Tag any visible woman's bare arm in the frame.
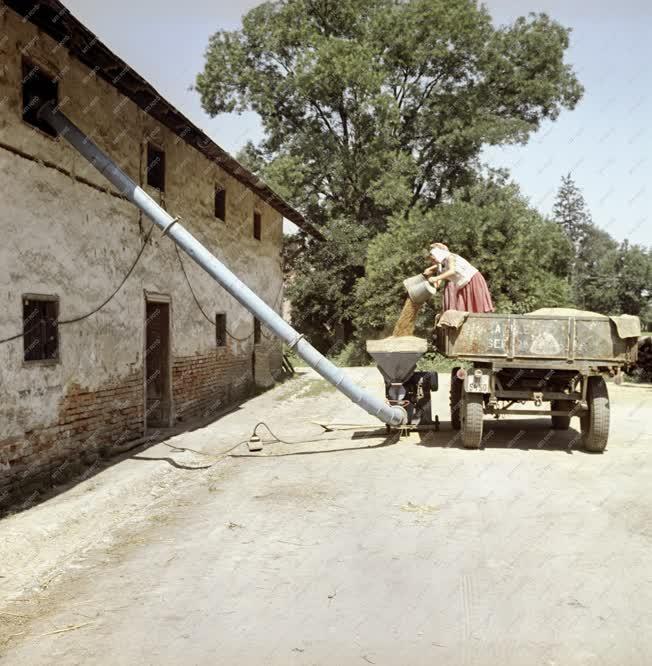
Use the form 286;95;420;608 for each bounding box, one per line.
435;254;456;282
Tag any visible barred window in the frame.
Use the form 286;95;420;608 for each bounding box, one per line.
253;211;262;240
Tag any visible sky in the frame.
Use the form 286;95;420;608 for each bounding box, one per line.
62;0;651;246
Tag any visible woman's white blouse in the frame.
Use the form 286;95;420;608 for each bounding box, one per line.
431;249;478;288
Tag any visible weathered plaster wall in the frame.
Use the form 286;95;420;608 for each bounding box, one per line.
0;8;283;505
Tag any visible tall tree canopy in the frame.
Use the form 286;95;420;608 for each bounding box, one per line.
197;0;583;348
553;173;591;251
198;0;582;228
553;175;652;317
616;242;652;317
574;225;621;314
552;172;592;298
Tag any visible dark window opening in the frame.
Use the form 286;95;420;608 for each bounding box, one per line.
23;296;59;362
254;318;261;344
22;58;59;137
216;313;227;347
147;143;166;191
253;211;262;240
215;187;226;221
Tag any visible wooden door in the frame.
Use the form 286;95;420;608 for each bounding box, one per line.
145;301;171;428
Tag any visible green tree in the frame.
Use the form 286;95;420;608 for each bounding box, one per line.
552;172;591;301
574;225;620;313
640;299;652;331
197;0;583;348
552;174;652;317
553;173;591;250
615;241;652;316
285;219;371;352
354;178;573;346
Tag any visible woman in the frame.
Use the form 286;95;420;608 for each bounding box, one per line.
424;243;494;313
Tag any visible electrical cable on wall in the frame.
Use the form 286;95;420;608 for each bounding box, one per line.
0;113;169;347
174;243;285;342
0;123;285;348
0;223;155;346
174;243;251;342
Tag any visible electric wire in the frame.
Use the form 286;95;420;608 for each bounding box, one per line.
252;421;294;444
173;243;252;342
0;222;155;346
174;242;284;342
249;421;341;447
2;115;289;352
0;119;283;347
150;421;337;467
0;119;158;346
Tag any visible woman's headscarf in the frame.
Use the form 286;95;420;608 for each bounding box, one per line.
430;242;450;264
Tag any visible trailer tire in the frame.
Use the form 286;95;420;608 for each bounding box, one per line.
551;400;572;430
461;393;484;449
581;376;610;453
450;368;463;430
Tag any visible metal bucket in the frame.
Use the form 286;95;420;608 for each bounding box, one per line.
403;274;437;305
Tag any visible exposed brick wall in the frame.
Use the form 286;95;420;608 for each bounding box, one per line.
0;372;143;511
172;338;283;422
1;345;283;512
172;350;254;422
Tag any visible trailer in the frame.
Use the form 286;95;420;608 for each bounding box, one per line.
435;310;640;452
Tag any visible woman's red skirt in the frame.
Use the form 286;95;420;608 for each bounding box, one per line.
443;272;494;313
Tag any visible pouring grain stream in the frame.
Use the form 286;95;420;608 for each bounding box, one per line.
392;297;422;337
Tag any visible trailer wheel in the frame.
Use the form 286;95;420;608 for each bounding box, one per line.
461;393;484;449
551;400;573;430
581;376;610;453
450;368;462;430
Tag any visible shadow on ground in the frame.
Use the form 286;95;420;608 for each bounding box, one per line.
231;417;590;458
230;430;403;458
1;397;250;518
416;418;585;453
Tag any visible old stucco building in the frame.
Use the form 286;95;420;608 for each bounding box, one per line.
0;0;311;507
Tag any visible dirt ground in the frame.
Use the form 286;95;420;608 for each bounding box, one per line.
1;368;651;665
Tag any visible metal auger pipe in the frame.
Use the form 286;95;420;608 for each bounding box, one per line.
38;102;407;427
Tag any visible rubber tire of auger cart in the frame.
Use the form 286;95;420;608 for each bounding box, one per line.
429;371;439;392
551;400;573;430
404;373;432;426
450;367;462;430
461;393;484;449
580;376;610;453
409;401;433;426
